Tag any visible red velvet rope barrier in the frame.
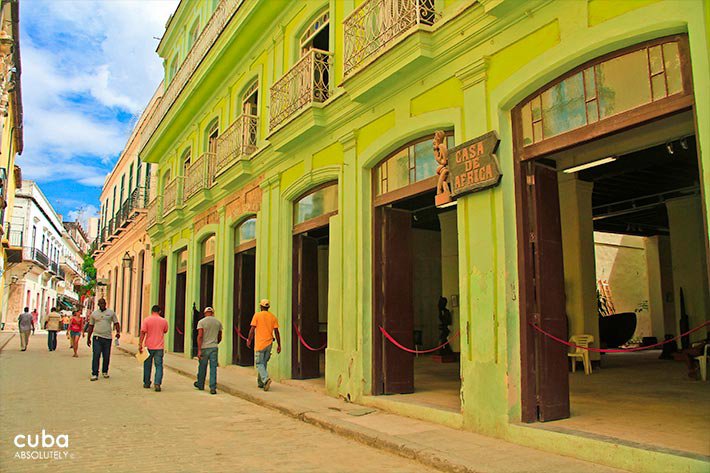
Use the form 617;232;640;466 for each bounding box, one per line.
234;326;249;342
379;326;460;354
293;324;327;351
175;326;184;335
529;320;710;353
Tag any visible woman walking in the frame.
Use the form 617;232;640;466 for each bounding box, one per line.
69;310;83;357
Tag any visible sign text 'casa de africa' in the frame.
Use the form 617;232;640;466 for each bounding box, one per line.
447;131;502;198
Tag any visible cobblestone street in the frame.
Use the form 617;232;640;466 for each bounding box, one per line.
0;333;435;473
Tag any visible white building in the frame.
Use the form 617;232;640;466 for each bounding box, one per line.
2;181;86;327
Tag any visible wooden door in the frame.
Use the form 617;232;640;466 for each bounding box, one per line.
373;206;414;395
521;162;570;421
199;263;214;310
174;272;186;353
233;252;256;366
292;234;321;379
158;258;167;311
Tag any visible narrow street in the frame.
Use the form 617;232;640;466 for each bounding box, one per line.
0;333;435;473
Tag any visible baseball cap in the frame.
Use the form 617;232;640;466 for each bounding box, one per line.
204;307;214;313
259;299;270;308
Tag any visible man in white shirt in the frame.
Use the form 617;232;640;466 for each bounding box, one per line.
86;298;120;381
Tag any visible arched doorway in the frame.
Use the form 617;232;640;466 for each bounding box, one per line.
371;132;461;411
173;249;188;353
233;217;256;366
292;182;337;380
193;235;216;357
513;34;708;455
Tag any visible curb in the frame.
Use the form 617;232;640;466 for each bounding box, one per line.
116;345;479;473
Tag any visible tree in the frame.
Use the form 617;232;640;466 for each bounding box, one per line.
78;253;97;302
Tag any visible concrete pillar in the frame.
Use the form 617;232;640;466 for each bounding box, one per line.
558;174;599;360
666;195;710;340
644;236;667;340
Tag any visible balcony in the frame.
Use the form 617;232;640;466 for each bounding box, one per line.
269;48;332;132
215;114;258;175
343;0;436;78
184;152;215;201
163;177;184;214
146;196;162;229
139;0;244;154
60;255;83;277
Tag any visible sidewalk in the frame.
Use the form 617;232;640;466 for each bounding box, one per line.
117;343;624;473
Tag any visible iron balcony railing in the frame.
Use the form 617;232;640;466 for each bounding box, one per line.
215;114;258;175
184;152;216;201
7;224;23;248
343;0;436;77
163;177;184;214
139;0;244;154
60;255;83;276
269;48;332;131
32;248;49;268
146;195;162;229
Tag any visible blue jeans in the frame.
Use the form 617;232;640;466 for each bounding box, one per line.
196;347;218;390
255;344;272;386
91;336;112;376
47;331;57;351
143;349;164;386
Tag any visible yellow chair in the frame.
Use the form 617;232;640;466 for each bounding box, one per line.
568;335;594;375
695;345;709;381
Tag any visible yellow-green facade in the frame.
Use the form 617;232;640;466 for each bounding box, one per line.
139;1;710;472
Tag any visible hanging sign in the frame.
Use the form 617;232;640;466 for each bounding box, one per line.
447;131;502;198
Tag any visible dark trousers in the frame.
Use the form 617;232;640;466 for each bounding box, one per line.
47;331;57;351
91;336;112;376
143;349;164;386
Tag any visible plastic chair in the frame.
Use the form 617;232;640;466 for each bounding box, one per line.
696;345;709;381
568;335;594;375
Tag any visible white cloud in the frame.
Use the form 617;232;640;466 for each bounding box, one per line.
18;0;178;188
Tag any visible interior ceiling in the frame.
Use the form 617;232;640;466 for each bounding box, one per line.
577;135;699;236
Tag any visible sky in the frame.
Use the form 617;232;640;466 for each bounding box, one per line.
18;0;179;230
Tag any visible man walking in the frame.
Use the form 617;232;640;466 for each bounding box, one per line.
194;307;222;395
44;307;62;351
87;298;120;381
247;299;281;391
139;305;169;392
17;307;34;351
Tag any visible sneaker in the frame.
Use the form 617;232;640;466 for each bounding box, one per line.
193;381;204;391
90;375;98;381
263;378;272;392
143;383;151;389
154;385;161;392
102;373;109;379
210;388;217;395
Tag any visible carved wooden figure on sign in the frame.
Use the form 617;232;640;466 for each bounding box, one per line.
433;130;450;196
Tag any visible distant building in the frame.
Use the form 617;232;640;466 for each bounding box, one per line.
87;217;99;243
92;86;162;342
0;0;23;324
2;181;86;327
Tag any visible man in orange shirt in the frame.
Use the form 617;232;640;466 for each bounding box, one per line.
247;299;281;391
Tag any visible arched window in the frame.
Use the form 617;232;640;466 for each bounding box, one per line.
515;35;692;160
374;132;454;197
235;217;257;251
201;235;216;263
300;10;330;56
294;182;338;226
205;119;219;154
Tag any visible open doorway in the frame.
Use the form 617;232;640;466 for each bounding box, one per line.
173;249;188;353
193;235;216;358
514;35;709;456
291;183;336;383
372;134;462;412
233;218;256;366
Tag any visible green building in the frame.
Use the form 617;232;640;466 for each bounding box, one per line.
135;1;710;471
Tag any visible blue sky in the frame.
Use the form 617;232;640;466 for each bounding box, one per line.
18;0;178;229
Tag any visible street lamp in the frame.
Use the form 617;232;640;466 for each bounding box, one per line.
122;252;133;271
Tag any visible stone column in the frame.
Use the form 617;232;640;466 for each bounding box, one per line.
666;195;709;340
558;174;599;360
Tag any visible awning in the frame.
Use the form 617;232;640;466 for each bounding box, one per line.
58;298;75;310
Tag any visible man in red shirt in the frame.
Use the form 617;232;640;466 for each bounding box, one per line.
139;305;169;392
